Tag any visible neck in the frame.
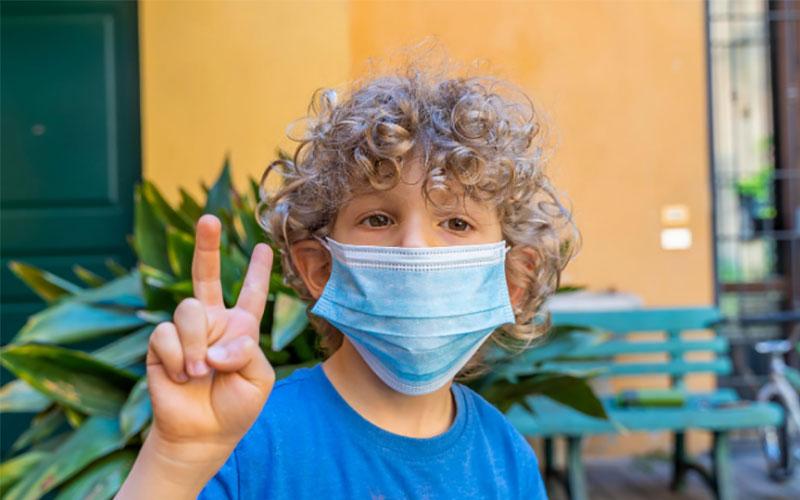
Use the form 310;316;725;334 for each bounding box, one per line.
321;337;455;438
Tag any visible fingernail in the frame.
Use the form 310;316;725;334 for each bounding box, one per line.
190;360;209;376
207;345;228;362
176;371;189;383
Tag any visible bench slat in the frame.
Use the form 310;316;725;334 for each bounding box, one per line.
507;392;783;436
573;337;729;357
538;358;732;376
551;307;722;333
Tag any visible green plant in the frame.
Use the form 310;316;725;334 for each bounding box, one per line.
736;167;777;221
0;158;606;499
736;136;777;224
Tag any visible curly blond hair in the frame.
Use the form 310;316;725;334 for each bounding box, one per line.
256;52;579;380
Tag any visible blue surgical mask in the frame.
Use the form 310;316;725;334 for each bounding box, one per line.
310;237;516;395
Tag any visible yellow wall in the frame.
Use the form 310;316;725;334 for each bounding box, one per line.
346;0;714;458
138;0;352;200
140;0;714;457
350;0;713;307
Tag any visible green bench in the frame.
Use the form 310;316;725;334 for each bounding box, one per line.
505;307;784;500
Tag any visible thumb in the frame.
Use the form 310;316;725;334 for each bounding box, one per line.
206;336;275;392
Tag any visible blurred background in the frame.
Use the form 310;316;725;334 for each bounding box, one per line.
1;0;798;498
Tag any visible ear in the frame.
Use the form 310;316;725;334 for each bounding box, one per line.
505;246;538;311
289;239;332;299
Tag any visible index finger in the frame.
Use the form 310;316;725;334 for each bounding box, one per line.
235;243;273;321
192;214;224;306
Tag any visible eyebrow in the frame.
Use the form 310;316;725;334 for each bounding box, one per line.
346;190;399;207
345;185;496;220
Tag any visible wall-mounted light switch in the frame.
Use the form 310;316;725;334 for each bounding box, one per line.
661;228;692;250
661;204;690;226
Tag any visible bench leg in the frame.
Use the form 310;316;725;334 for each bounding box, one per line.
543;437;555;480
566;436;588;500
670;431;687;491
711;431;733;500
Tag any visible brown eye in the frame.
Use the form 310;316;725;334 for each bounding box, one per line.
361;214;392;227
443;218;471;232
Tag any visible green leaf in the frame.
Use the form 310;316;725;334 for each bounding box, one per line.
0;450;49;494
64;406;87;428
0;379;50;413
11;406;66;453
137;264;176;311
13;301;146;345
248;174;262;203
165;280;194;297
0;344;137;417
119;378;151;442
91;325;153;369
134;184;170;274
72;271;144;309
104;258;129;278
263;344;290;365
54;449;136;500
271;293;309;351
269;272;295;297
142;181;194;234
7;262;82;303
138;264;194;301
72;266;106;288
135;310;171;325
540;374;609;419
220;246;247;306
3;416;126;500
204;156;234;218
166;226;194;279
235;195;264;253
178;188;203;221
28;435;71;459
486;372;608;419
139;263;174;285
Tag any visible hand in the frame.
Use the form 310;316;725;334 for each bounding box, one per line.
145;214;276;461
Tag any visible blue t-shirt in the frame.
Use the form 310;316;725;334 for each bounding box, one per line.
198;363;547;499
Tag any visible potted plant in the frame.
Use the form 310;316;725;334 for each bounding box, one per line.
736;137;777;239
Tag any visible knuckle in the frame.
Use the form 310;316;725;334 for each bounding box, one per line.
150;322;174;345
175;297;201;314
232;336;254;355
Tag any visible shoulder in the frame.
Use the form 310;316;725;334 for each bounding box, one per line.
458;383;537;456
456;383;546;496
269;364;320;403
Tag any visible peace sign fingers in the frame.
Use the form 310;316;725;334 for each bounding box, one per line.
235;243;273;323
192;214;225;307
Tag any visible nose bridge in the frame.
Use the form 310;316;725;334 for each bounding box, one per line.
399;210;436;248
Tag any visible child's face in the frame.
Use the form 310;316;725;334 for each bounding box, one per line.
289;156;523;305
330;158;503;247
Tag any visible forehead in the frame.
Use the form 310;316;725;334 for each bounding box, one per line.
345;156;497;217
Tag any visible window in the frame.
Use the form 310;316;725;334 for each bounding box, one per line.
707;0;799;395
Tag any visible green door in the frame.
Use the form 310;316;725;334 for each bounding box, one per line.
1;0;142;457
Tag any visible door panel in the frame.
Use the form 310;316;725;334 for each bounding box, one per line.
0;0;142;457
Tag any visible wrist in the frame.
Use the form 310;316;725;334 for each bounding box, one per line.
116;428;236;500
146;425;238;467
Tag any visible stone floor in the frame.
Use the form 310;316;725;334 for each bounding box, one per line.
546;440;799;500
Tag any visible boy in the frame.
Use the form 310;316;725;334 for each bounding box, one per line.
116;60;576;499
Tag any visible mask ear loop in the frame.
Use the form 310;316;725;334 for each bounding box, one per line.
313;234;333;253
